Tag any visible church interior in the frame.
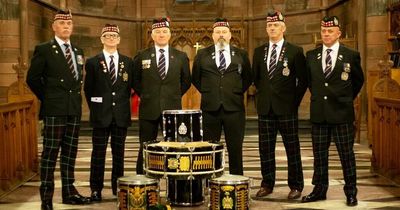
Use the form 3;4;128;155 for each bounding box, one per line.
1;0;400;209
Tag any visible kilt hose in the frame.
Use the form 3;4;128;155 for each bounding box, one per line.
90;123;127;194
203;108;245;175
40;116;80;201
311;123;357;196
258;113;304;191
136;116;163;174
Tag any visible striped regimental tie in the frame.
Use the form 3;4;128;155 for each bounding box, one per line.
324;48;333;78
219;49;226;73
158;49;166;80
64;43;78;80
268;44;277;79
109;55;116;85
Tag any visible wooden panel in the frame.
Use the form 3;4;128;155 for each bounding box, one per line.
0;100;38;197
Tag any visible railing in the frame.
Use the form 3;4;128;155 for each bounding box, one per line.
371;97;400;184
0;99;38;197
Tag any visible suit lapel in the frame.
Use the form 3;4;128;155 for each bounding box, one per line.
314;47;324;79
166;48;175;80
273;41;287;77
227;46;237;72
208;46;218;71
50;39;74;81
326;45;344;80
97;53;112;86
70;43;83;80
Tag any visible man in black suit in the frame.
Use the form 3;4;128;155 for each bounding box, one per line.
26;10;91;210
301;16;364;207
84;24;133;201
192;18;252;175
132;17;191;174
253;11;307;199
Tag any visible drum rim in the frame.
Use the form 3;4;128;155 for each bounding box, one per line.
163;109;202;114
118;175;158;185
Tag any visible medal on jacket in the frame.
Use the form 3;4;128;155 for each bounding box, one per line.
142;59;151;69
100;60;107;73
282;57;290;76
123;72;128;81
77;55;84;65
341;63;351;81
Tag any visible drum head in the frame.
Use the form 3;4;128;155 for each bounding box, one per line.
118;175;157;185
210;174;249;185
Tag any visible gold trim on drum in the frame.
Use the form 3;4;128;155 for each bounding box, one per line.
193;155;213;170
148;154;165;170
179;156;190;171
167;158;179;169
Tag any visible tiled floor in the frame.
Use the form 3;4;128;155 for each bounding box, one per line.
1;125;400;209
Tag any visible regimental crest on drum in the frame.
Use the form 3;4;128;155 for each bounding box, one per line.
222;191;234;209
178;122;188;135
129;186;145;208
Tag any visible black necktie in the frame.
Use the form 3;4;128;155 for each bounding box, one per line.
268;44;277;79
109;55;116;85
324;49;333;78
219;49;226;73
158;49;166;80
64;43;77;80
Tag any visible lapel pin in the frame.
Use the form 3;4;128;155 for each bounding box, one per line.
338;55;343;61
232;51;235;56
52;45;56;48
151;53;155;57
55;50;58;54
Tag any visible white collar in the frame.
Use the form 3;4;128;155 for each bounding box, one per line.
55;36;71;47
323;41;340;52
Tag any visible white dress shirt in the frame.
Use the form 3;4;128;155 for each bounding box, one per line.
215;45;231;68
103;50;119;80
155;45;169;74
322;41;340;71
267;39;284;70
55;36;78;74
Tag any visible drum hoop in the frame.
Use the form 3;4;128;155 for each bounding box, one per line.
118;175;158;185
162;109;202;114
210;175;250;185
143;149;224;155
209;179;250;185
144;168;224;176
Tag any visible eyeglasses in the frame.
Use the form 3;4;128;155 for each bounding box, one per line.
102;34;120;39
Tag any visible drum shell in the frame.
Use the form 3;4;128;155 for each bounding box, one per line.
167;179;204;206
143;142;224;179
163;110;203;142
209;175;250;210
117;175;159;210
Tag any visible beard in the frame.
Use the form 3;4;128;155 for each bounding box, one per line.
217;37;227;48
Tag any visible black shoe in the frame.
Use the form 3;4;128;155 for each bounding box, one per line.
91;191;102;202
301;189;327;203
62;194;91;205
41;200;53;210
346;195;358;206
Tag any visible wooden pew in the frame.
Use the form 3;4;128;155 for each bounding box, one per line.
371;59;400;184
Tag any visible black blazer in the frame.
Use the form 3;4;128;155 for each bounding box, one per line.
26;39;84;119
132;46;191;120
84;53;134;128
253;41;307;115
306;44;364;124
192;45;253;112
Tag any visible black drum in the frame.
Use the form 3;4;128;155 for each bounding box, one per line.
143;141;225;179
117;175;159;210
162;109;203;142
167;179;204;206
209;174;250;210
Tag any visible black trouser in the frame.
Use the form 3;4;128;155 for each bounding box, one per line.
203;107;245;175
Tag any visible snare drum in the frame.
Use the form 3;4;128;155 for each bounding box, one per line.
209;174;250;210
162;109;203;142
143;141;224;179
117;175;159;210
